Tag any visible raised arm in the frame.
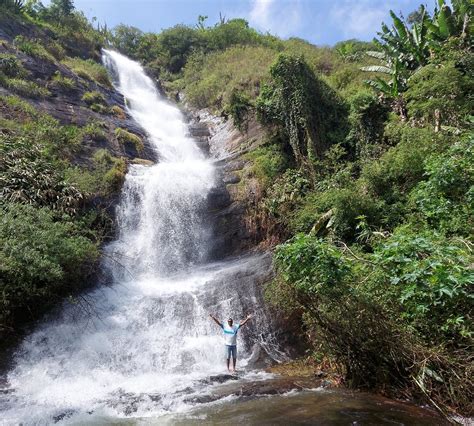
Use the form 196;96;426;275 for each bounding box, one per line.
239;314;253;327
209;313;222;328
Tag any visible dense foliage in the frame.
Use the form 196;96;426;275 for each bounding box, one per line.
109;1;473;416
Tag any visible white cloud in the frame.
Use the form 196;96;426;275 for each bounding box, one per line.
248;0;302;38
330;1;390;39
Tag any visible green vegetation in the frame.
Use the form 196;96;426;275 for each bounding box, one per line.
256;54;348;166
0;74;51;98
115;127;144;154
107;1;473;416
13;35;56;62
50;70;75;90
111;105;126;119
82;90;109;113
244;137;289;188
62;57;111;87
0;53;27;77
1;203;98;331
181;46;276;111
0;93;126;334
0;0;137;338
0;52;50;98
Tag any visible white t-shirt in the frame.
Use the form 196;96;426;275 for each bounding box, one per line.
222;324;240;346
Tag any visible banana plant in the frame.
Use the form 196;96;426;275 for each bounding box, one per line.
362;54;407;120
428;0;472;42
376;7;430;70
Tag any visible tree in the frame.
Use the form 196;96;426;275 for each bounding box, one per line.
49;0;74;18
157;24;203;73
257;54;347;166
112;24;144;59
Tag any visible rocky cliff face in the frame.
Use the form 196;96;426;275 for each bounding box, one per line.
187;111;305;357
0;15;155;165
188;110;269;259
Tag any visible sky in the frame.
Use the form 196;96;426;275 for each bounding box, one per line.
62;0;440;46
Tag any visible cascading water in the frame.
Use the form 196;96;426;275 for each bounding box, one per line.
0;51;282;424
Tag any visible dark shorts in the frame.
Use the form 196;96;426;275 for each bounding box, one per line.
225;345;237;359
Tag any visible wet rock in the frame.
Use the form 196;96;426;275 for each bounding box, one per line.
105;389;162;416
245;345;275;369
184;394;221;404
209;374;239;383
218;376;326;398
131;158;155;166
186;110;269;258
53;409;76;423
314;369;327;378
223;173;241;185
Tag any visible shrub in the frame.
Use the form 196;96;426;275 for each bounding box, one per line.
0;94;38;119
244;141;289;188
226;89;252;131
263;168;311;219
50;70;75;90
256;54;348;166
270;235;413;389
93;149;127;193
405;62;473;129
270;232;473;410
361;124;448;204
0;76;51;98
0;136;85;214
114;127;144;154
111;105;126;119
82;121;107;141
291;185;384;239
274;234;350;296
82;90;106;105
44;39;66;60
0;203;98;329
370;226;473;344
13;35;56;62
0;53;27;78
62;57;111;87
182;46;276;110
0;0;26;14
346;89;389;160
410;137;474;236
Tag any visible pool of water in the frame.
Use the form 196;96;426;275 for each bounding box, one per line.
165;388;447;425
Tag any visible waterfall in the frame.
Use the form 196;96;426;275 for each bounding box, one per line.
102;50;215;277
1;51;282;423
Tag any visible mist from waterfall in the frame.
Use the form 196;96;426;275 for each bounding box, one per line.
1;50;280;424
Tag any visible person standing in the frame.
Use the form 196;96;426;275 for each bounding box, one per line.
209;313;252;372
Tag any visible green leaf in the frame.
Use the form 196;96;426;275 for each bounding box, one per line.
390;10;409;41
361;65;392;74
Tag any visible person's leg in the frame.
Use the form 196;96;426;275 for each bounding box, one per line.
226;346;231;371
232;345;237;372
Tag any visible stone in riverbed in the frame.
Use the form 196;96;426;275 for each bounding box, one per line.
209;373;240;383
131;158;154;166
